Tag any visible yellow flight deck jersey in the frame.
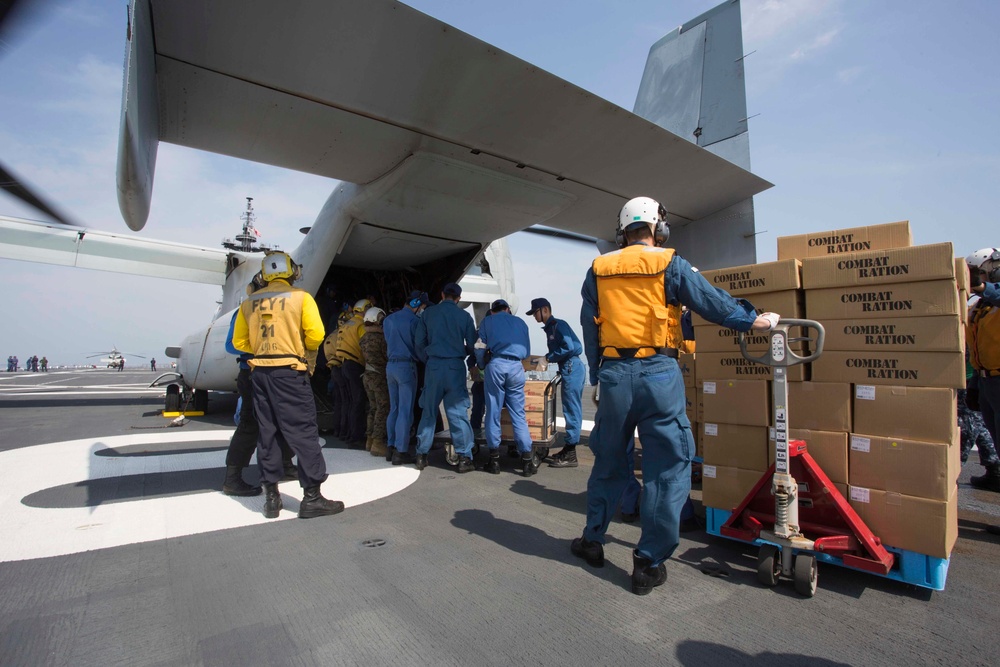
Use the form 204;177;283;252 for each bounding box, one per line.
591;245;684;358
968;299;1000;373
323;329;341;368
232;279;325;372
336;315;366;365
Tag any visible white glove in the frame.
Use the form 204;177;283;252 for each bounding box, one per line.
758;312;780;331
592;386;600;405
474;338;487;350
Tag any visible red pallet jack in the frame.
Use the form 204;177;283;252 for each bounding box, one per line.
720;319;895;597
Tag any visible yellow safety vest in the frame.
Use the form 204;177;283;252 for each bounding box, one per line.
323;330;341;368
238;283;318;371
592;245;683;359
968;300;1000;373
336;316;365;364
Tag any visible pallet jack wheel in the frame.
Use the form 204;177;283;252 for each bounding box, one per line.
164;384;180;412
756;545;781;587
445;444;459;466
793;553;818;597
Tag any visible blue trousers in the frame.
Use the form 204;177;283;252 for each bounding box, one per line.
559;357;585;445
620;437;641;514
584;356;695;566
251;367;328;487
485;358;532;454
386;360;417;453
416;358;474;456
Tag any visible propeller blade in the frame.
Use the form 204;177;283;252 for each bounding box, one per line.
521;225;601;246
0;160;77;226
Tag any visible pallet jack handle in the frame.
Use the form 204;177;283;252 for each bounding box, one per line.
738;318;825;367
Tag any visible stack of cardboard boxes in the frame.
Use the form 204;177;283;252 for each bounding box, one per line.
699;220;965;560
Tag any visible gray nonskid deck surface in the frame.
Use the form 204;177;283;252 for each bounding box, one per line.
0;370;998;666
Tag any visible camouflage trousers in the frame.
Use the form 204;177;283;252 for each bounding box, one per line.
958;389;999;467
363;372;390;443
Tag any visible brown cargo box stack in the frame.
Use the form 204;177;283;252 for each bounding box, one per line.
500;380;555;441
772;220;961;559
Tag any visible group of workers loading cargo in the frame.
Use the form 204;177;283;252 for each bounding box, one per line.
215;194;1000;595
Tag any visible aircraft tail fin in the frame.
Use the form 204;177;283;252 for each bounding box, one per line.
632;0;757;269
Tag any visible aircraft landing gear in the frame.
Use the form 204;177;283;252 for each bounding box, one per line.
165;384;181;412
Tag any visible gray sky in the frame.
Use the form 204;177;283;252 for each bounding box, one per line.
1;0;998;365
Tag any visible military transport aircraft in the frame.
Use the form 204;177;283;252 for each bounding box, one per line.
1;0;770;409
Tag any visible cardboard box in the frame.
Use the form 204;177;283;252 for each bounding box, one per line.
802;242;954;290
685;387;697;423
702;465;766;511
678;353;696;388
960;290;969;325
700;379;770;427
812;351;964;388
849;431;959;501
523;393;546;412
701;423;769;471
522;381;550;397
955;258;970;292
501;422;548;441
852;385;956;443
521;356;548;372
820;316;964;353
805;280;961;321
501;410;550;428
848;486;957;559
767;428;849;485
787;382;852;432
693;324;807;353
777;221;912;261
696;352;807;382
693;290;804;327
699;259;802;297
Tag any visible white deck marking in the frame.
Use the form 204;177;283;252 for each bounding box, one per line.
0;431;419;562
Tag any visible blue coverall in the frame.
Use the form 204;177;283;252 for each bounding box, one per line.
477;311;533;454
542;316;585;445
383;307;420;454
974;283;1000;453
414;300;478;457
581;249;757;567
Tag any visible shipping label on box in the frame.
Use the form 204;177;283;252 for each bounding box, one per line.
820;316;964;353
802;242;955;290
700;379;770;427
693;290;804;327
852;385;956;443
805;280;961;321
848;486;957;559
768;428;848;485
678;353;696;388
812;351;965;388
696;352;806;382
702;465;767;511
699;259;802;297
702;423;769;471
848;431;959;501
777;221;912;261
787;382;851;432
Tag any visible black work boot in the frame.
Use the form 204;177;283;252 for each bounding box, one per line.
262;483;282;519
570;536;605;567
971;465;1000;492
385;447;395;462
631;551;667;596
507;445;521;459
414;454;428;471
298;486;345;519
456;455;475;473
521;452;537;477
549;447;579;468
222;465;262;497
484;452;501;475
281;461;298;481
620;507;640;524
392;450;415;465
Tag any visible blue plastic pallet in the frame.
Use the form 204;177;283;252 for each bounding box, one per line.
705;507;949;591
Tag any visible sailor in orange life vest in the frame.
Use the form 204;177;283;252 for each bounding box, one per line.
232;251;345;520
966;248;1000;505
571;197;780;595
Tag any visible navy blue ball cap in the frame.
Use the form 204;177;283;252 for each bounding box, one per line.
442;282;462;297
525;297;550;316
490;299;510;312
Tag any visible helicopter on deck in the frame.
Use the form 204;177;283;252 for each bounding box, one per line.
87;347;145;369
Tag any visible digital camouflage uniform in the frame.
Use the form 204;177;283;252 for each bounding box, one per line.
361;323;390;451
958;388;999;466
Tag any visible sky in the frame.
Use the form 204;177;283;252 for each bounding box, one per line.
1;0;999;367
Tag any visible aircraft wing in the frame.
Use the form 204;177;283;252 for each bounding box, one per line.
120;0;772;241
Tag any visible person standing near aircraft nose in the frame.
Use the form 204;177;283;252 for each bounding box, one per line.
382;290;426;465
413;283;478;472
476;299;537;476
966;248;1000;495
527;297;585;468
337;299;371;448
233;251;344;520
570;196;780;596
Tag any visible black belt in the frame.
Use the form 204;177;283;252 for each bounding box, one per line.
496;354;521;361
602;347;678;359
978;369;1000;378
255;353;307;364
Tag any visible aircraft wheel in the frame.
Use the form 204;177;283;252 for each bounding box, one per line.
193;389;208;412
164;384;180;412
793;554;818;598
756;545;781;587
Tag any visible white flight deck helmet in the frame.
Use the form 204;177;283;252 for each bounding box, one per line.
260;251;301;283
967;247;1000;282
617;196;669;248
363;306;386;324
